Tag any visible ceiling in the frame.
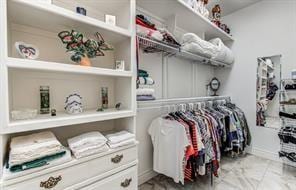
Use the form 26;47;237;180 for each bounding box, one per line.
207;0;262;16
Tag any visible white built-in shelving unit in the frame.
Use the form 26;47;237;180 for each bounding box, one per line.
0;0;137;189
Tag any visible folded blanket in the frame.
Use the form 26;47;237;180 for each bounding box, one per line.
10;150;66;173
137;24;163;42
137;95;156;101
108;139;136;149
138;77;155;85
106;131;135;144
72;144;109;159
137;88;155;96
209;38;234;64
9;131;63;166
181;33;217;58
67;131;107;152
3;148;72;180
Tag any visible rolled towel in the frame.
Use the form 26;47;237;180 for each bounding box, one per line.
138;77;155;85
68;131;107;152
108;139;136;149
136;88;155;96
106;131;135;144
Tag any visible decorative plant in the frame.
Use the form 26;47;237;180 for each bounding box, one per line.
58;30;113;66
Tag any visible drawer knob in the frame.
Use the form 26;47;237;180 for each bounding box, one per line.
111;154;123;163
40;175;62;189
121;178;132;188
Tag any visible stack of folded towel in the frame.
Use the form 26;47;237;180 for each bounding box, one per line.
8;131;69;173
106;131;136;149
67;131;109;159
137;69;156;101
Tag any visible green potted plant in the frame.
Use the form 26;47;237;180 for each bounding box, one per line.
58;30;113;66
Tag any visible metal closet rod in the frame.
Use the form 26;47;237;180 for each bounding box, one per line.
137;95;231;110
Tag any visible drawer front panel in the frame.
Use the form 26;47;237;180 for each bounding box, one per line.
5;146;137;190
81;166;137;190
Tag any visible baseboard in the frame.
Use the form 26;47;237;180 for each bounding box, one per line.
251;147;282;163
138;169;158;185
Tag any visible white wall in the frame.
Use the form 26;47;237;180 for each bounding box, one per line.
215;0;296;161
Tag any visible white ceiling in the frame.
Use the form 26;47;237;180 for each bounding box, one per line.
207;0;262;16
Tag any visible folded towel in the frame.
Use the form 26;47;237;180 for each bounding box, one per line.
138;72;149;77
68;131;107;152
10;150;66;173
136;88;155;96
139;69;148;74
138;84;154;89
138;77;155;85
137;95;156;101
106;131;135;144
108;139;136;149
9;131;63;166
72;144;109;159
3;148;72;180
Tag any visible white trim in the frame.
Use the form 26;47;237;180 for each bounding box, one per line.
138;169;157;185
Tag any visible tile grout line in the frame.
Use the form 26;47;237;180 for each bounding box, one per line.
256;160;271;190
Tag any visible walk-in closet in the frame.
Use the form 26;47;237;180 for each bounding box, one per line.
0;0;295;190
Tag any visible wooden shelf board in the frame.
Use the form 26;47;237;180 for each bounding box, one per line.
6;58;133;77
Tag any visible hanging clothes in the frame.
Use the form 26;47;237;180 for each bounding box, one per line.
148;101;251;184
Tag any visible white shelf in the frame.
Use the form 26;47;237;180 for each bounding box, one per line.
8;0;131;44
137;0;234;41
2;143;138;186
6;58;133;78
2;109;135;134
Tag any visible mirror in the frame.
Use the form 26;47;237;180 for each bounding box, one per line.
256;55;281;128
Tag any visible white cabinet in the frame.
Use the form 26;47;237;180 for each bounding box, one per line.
0;0;137;189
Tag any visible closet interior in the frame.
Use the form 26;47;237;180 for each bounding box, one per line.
1;0;295;189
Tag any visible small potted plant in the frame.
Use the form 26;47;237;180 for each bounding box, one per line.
58;30;113;66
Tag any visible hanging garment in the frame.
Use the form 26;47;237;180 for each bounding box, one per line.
148;117;190;184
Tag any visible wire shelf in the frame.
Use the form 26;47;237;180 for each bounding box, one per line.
137;35;230;67
280;141;296;167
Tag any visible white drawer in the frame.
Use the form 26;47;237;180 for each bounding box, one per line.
4;146;137;190
81;166;137;190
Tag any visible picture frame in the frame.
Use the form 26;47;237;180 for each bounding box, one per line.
115;60;125;71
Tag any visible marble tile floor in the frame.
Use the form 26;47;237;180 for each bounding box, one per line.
139;154;296;190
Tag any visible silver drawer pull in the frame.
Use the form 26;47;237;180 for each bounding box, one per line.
40;175;62;189
111;154;123;163
121;178;132;188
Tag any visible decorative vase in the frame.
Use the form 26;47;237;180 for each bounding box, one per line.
79;54;91;66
